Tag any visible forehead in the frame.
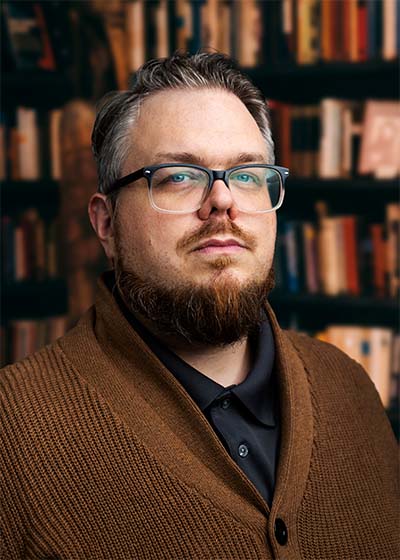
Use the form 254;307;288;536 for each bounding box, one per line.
125;88;267;169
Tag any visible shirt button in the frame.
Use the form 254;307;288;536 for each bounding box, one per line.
238;444;249;457
274;518;288;545
221;397;231;409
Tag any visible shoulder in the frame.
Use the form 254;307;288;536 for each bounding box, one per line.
0;309;95;409
283;327;372;387
282;328;385;413
282;328;397;443
0;324;92;445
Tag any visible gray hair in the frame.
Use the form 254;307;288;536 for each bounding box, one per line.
91;51;275;197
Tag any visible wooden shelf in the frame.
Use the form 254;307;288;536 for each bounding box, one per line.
2;71;74;108
243;60;399;102
280;177;399;220
269;291;399;329
286;177;399;193
2;279;68;320
1;180;60;212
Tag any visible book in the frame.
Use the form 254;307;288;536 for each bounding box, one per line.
383;0;398;60
50;109;62;180
319;99;344;178
296;0;320;65
320;325;395;409
370;223;387;297
368;327;393;408
237;0;262;67
201;0;218;53
318;216;343;295
217;0;232;56
386;203;400;299
358;101;400;179
17;107;40;180
302;221;320;294
2;1;56;71
357;0;368;61
126;0;145;73
342;215;360;296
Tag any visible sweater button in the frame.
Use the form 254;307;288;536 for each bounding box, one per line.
274;518;288;545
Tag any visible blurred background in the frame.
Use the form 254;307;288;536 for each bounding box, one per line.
1;0;399;434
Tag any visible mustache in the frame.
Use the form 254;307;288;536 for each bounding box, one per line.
176;220;257;252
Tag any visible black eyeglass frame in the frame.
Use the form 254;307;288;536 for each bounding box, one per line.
107;163;289;214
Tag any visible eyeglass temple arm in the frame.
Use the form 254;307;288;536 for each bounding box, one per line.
106;168;146;194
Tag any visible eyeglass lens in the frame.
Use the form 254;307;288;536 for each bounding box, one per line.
149;166;282;212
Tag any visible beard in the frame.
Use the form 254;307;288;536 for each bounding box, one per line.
113;219;276;346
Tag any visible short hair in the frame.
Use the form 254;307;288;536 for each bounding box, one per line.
91;51;275;199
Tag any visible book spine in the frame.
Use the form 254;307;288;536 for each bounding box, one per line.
357;0;368;61
343;216;361;296
383;0;397;60
126;0;145;73
369;328;393;408
386;203;400;299
302;222;319;293
17;107;40;180
319;99;343;178
370;223;386;297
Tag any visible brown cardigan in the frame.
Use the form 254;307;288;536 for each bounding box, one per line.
1;276;398;559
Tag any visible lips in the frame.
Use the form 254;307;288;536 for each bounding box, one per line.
193;237;247;252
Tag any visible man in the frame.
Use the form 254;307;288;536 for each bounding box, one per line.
1;52;398;559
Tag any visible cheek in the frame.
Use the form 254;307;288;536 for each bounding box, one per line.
253;215;277;261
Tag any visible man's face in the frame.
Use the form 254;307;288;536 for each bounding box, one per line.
109;88;278;345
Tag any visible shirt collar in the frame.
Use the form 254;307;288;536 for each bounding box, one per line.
107;271;277;428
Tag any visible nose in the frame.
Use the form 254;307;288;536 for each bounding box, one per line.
197;179;239;221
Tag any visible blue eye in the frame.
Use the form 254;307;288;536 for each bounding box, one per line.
170;173;187;182
236;174;253;182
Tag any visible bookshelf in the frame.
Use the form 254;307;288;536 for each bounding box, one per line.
1;7;74;365
261;61;399;332
1;0;399;432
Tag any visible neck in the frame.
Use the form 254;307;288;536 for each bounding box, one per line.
169;337;253;387
134;312;253;387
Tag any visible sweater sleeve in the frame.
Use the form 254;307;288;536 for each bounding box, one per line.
0;365;28;559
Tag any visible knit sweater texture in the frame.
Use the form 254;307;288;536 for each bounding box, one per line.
1;276;399;559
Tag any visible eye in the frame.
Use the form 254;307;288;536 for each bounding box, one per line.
166;173;191;183
236;173;253;182
231;172;260;185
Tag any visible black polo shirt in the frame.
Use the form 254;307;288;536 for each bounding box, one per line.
112;284;280;507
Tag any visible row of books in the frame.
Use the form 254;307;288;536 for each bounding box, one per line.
2;209;61;282
274;202;400;299
315;326;399;409
2;1;398;84
0;107;62;181
280;0;400;65
270;99;400;179
1;315;67;366
97;0;400;75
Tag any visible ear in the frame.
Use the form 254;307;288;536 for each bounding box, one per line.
88;193;116;260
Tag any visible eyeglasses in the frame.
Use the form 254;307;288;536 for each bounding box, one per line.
108;163;289;214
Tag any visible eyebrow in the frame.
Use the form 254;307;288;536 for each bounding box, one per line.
151;151;269;167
